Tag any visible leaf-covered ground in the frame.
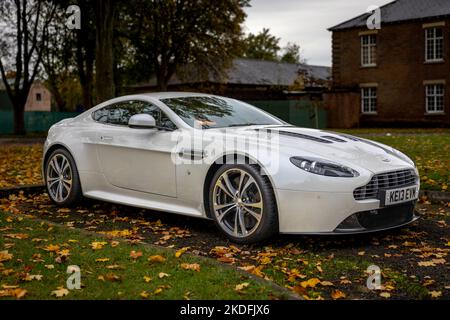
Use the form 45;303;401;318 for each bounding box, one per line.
0;209;291;300
0;144;43;188
1;192;448;300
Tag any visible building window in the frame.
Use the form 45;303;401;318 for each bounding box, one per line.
425;28;444;62
361;87;377;114
426;84;444;113
36;93;42;101
361;35;377;67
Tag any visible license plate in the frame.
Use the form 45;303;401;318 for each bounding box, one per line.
380;185;419;207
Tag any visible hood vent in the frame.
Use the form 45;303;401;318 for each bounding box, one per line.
255;129;334;144
321;136;347;143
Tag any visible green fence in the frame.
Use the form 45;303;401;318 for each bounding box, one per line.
0;111;79;135
0;100;327;134
246;100;327;129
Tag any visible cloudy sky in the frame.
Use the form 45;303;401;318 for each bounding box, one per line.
244;0;394;66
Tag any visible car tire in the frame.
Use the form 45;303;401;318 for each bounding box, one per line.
45;148;83;206
209;164;278;244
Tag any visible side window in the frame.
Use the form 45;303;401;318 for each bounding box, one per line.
93;100;177;130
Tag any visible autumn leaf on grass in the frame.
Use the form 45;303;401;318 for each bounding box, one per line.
158;272;169;279
55;249;70;264
380;292;391;299
320;281;334;287
140;291;150;299
43;244;60;252
91;241;108;250
0;288;27;299
52;287;69;298
148;255;166;263
331;290;346;300
430;291;442;298
235;282;250;292
0;250;13;262
143;276;152;283
418;259;446;267
22;274;43;282
180;263;200;272
98;273;121;282
110;241;120;248
95;258;110;263
300;278;321;289
4;233;29;240
130;251;143;260
175;247;190;258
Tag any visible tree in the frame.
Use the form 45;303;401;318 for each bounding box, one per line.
125;0;249;91
241;28;280;61
0;0;57;134
95;0;116;103
280;42;302;64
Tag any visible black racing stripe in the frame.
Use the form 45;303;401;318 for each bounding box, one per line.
255;129;334;144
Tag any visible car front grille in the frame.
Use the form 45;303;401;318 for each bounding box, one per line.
354;169;418;201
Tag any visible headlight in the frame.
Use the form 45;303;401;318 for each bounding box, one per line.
290;157;360;177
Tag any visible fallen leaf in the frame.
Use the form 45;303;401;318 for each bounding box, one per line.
130;251;142;260
180;263;200;272
143;276;152;283
300;278;321;289
51;287;69;298
430;291;442;298
331;290;346;299
175;247;190;258
235;282;250;292
380;292;391;299
0;288;27;299
0;250;13;262
148;255;166;263
4;233;28;240
43;244;60;252
158;272;169;279
91;242;107;250
95;258;110;263
140;291;150;299
320;281;334;287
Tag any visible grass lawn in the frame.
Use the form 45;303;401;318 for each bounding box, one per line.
0;211;291;300
334;130;450;192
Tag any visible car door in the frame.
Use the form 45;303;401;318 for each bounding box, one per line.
93;100;179;198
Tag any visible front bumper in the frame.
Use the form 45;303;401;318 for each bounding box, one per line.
275;189;419;234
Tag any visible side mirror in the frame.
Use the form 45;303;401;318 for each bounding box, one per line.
128;114;156;129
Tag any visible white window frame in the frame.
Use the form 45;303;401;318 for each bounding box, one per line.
361;87;377;114
361;34;377;67
425;27;444;62
425;84;445;114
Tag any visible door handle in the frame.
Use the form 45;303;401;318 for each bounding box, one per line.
100;136;113;142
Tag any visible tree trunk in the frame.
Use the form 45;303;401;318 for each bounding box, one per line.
95;0;115;104
13;97;26;135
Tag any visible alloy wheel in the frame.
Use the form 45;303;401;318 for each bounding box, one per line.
213;168;264;238
46;154;73;203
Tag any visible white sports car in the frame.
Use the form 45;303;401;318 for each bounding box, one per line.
43;92;420;243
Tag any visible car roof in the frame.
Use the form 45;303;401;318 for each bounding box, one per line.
140;92;215;100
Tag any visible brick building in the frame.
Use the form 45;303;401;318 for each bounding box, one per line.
327;0;450;128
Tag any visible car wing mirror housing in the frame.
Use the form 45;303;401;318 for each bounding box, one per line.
128;114;156;129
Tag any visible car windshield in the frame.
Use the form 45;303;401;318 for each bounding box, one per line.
160;96;283;129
